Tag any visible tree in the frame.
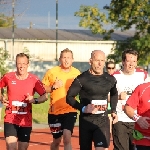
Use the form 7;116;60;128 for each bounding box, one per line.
0;14;13;27
75;0;150;65
0;48;10;76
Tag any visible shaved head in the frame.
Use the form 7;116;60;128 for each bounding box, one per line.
91;50;105;59
89;50;106;75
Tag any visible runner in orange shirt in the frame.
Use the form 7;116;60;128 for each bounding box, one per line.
42;48;80;150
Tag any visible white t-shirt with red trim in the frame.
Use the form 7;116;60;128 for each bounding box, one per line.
113;69;148;122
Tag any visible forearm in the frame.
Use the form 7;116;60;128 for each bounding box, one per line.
0;88;3;102
124;104;135;119
34;93;48;104
110;95;118;112
66;95;83;111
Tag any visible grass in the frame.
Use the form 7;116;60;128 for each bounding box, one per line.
0;94;80;124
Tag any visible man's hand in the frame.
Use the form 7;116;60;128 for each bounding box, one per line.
25;93;34;103
111;113;118;124
119;92;127;100
52;77;63;90
137;117;150;129
84;104;98;114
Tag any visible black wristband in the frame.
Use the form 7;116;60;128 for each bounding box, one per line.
34;98;38;104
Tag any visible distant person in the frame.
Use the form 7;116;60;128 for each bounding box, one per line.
0;53;47;150
106;61;116;75
42;48;80;150
66;50;118;150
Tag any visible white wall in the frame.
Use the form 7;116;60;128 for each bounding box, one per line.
0;39;116;61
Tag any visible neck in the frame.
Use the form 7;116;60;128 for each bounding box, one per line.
89;69;103;75
122;69;134;75
60;66;71;72
15;72;29;80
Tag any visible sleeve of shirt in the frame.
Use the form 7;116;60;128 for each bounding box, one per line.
34;79;46;96
66;78;84;111
126;85;140;109
0;75;8;88
110;79;118;112
144;71;148;81
42;70;53;86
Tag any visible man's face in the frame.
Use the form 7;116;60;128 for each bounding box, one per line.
122;54;137;74
59;52;73;69
107;64;116;75
16;56;29;75
89;52;105;74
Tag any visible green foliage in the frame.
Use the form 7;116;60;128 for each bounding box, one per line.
75;0;150;65
0;14;14;28
0;48;10;76
74;4;109;35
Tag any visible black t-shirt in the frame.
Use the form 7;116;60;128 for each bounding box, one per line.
66;70;118;113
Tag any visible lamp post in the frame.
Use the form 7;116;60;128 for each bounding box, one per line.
55;0;58;61
12;0;15;60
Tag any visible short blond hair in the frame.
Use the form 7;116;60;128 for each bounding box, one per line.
60;48;73;58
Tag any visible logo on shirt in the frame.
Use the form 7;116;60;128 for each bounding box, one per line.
148;100;150;102
11;81;16;84
97;142;103;146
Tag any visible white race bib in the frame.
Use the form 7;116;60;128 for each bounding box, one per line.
91;100;107;114
12;101;27;114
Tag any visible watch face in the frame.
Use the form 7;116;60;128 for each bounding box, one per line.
35;99;38;104
127;91;132;95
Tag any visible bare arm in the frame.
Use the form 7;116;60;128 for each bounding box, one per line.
26;93;48;104
124;104;135;119
34;93;47;104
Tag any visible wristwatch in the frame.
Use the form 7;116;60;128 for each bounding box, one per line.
111;110;117;114
34;98;38;104
51;85;56;91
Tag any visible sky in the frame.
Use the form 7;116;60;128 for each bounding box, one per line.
0;0;111;29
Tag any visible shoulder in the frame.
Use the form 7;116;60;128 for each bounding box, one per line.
112;70;121;76
104;72;116;83
135;68;147;75
71;67;80;75
75;71;89;82
28;73;40;81
44;66;60;75
135;82;150;95
77;70;88;77
2;72;15;79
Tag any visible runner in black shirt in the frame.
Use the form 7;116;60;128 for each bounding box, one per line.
66;50;118;150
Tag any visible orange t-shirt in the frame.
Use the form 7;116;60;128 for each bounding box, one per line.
42;66;80;115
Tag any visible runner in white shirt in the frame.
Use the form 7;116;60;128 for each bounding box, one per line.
112;49;148;150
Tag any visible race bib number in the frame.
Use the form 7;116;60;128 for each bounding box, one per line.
49;123;62;133
91;100;107;114
12;101;28;114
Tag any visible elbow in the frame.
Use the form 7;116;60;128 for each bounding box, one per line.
124;104;130;117
43;93;48;102
66;95;71;105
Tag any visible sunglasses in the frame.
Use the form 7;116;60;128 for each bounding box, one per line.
107;67;115;70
